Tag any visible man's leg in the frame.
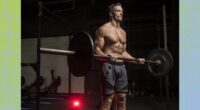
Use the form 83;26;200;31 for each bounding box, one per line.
100;62;115;110
114;64;127;110
116;93;126;110
100;94;114;110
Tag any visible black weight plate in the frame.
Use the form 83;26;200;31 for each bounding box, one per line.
147;48;173;77
68;32;94;77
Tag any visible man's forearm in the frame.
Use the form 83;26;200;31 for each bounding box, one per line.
95;48;107;56
122;51;145;64
122;51;136;59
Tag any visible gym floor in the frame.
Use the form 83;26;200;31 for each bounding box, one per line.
22;94;178;110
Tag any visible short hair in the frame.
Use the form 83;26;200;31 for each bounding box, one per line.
108;3;122;13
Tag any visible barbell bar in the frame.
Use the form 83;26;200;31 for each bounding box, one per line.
40;48;75;55
40;48;160;64
40;31;173;77
93;54;161;64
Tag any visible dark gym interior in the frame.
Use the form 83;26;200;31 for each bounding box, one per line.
21;0;179;110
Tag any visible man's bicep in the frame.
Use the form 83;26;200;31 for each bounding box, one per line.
95;35;104;49
95;29;105;49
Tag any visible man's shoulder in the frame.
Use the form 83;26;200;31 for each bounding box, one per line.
99;23;110;29
97;23;110;33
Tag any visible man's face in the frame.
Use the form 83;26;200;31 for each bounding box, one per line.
111;5;123;22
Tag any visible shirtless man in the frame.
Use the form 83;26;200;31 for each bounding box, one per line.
95;3;145;110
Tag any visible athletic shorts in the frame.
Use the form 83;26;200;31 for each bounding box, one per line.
101;61;128;95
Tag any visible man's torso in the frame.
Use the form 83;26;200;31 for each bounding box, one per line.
101;22;126;58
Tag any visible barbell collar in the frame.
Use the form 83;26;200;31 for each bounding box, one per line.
40;48;76;55
145;60;161;65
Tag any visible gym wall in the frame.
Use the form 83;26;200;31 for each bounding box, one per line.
21;36;84;93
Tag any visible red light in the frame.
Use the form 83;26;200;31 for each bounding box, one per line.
68;96;84;109
73;101;79;107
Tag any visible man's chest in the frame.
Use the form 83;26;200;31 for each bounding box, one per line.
104;30;126;44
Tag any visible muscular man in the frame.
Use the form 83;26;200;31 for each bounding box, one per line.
95;3;145;110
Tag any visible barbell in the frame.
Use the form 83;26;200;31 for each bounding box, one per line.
40;31;173;77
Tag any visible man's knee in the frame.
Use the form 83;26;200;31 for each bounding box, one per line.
117;93;126;110
104;94;114;103
117;93;126;101
101;94;114;110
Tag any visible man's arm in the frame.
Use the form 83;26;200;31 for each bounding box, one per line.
94;28;107;56
122;44;145;64
122;44;136;59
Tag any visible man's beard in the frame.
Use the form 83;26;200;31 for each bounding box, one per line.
114;16;123;22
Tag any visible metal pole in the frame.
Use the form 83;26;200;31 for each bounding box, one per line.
36;1;43;110
68;34;72;94
162;5;168;50
162;4;170;110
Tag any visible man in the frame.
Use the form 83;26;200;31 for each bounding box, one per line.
94;3;145;110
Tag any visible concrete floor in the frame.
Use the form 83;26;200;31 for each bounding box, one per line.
22;94;178;110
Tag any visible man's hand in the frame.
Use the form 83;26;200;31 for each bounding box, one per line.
137;58;145;64
108;53;120;61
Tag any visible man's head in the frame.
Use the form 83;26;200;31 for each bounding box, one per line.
108;3;123;22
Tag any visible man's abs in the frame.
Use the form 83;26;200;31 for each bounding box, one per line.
103;46;125;62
